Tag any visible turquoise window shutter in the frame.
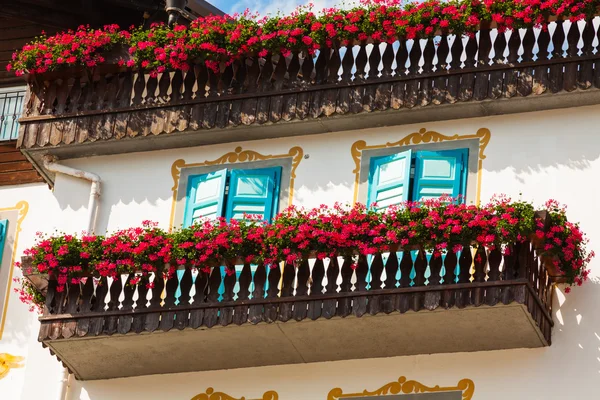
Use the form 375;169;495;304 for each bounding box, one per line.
0;219;8;267
225;167;282;222
183;168;228;227
367;149;412;210
412;149;468;202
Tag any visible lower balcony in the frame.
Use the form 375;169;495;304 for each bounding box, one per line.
27;241;553;380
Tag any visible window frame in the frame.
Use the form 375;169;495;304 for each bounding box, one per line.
0;86;27;142
174;158;292;229
358;139;479;207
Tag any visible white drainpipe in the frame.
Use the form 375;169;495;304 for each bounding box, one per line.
42;156;101;399
42;156;101;234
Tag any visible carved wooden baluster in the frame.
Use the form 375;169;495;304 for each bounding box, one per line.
381;251;399;314
159;271;178;331
363;43;381;112
144;273;164;332
472;247;487;307
270;55;288;122
353;255;369;317
549;20;566;93
293;260;310;321
49;281;67;340
455;246;473;308
189;269;209;329
166;69;189;133
114;73;134;139
249;263;267;324
309;48;328;118
215;64;233;129
264;264;282;322
489;30;507;99
474;27;492;101
336;46;355;114
144;73;158;106
257;54;274;123
419;38;435;106
66;77;82;113
322;257;340;319
595;20;600;89
233;263;252;325
501;244;517;304
350;42;368;113
432;34;450;105
514;242;529;304
375;42;394;110
411;249;427;312
529;244;540;323
447;34;463;103
323;46;341;116
391;39;408;109
398;251;413;313
76;277;95;337
229;59;246;126
405;39;422;108
504;29;521;98
442;249;457;308
308;259;325;320
50;79;70;146
296;54;314;119
38;279;56;341
336;258;354;317
131;280;148;333
202;67;219;129
203;266;222;328
183;66;196;101
132;71;146;105
117;274;136;334
533;28;551;95
578;19;595;89
459;34;477;101
61;281;81;339
240;57;260;125
125;71;145;138
278;262;296;322
282;53;300;121
89;277;108;336
424;252;442;311
100;75;118;140
219;264;236;326
517;27;535;97
367;253;384;315
564;21;580;92
37;80;56;147
189;63;208;131
485;249;502;306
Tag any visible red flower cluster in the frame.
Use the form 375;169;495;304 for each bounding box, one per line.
9;0;600;76
8;24;128;76
18;196;591;312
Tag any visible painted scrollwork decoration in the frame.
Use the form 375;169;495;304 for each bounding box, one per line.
327;376;475;400
190;387;279;400
0;353;24;380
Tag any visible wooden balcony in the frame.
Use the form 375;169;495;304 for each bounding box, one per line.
14;18;600;184
26;239;554;380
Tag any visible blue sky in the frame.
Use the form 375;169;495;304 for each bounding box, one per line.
210;0;341;16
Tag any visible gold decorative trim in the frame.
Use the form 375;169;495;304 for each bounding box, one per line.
169;146;303;230
328;376;475;400
351;127;491;206
0;353;24;380
0;201;29;340
191;387;279;400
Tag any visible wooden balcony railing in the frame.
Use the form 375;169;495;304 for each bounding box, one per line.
16;18;600;151
32;240;553;346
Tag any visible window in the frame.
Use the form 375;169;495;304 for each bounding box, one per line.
0;88;26;142
183;166;282;227
367;148;468;209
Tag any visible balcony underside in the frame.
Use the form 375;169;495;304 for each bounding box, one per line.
47;302;546;380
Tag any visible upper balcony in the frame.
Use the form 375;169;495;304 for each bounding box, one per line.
14;17;600;185
23;232;555;380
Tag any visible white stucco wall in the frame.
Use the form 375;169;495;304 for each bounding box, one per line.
1;103;600;399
